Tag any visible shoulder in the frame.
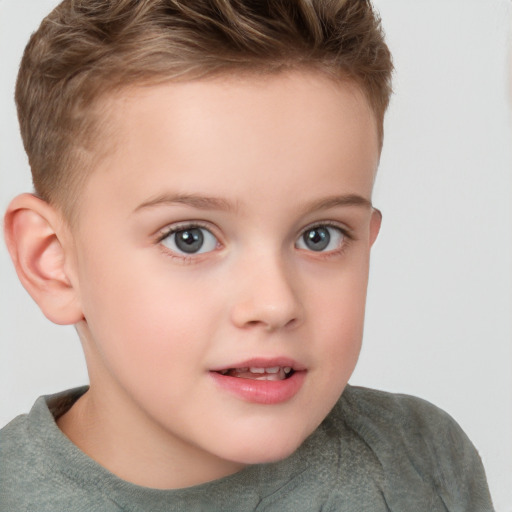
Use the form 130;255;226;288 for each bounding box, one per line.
1;410;38;481
0;391;121;512
330;385;480;478
335;384;480;468
323;385;494;511
336;384;460;437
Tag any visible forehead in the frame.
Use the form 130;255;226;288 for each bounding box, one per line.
105;69;377;137
79;71;379;220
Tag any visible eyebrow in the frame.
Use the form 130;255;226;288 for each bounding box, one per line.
301;194;373;213
134;193;237;213
134;192;372;214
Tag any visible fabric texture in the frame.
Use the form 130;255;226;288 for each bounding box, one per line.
0;385;494;512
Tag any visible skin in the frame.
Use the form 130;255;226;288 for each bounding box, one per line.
10;71;382;489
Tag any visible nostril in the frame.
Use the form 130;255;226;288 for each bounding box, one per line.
240;310;301;330
230;287;303;331
284;317;298;328
243;317;299;331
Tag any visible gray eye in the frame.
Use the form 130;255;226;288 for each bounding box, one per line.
296;226;344;252
162;227;218;255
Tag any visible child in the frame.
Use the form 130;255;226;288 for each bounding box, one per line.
0;0;495;510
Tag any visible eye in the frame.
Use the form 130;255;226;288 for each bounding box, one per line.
160;226;218;255
296;225;345;252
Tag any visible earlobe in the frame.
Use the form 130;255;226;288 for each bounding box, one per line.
369;208;382;246
4;194;83;325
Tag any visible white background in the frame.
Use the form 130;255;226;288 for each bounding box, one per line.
1;0;511;509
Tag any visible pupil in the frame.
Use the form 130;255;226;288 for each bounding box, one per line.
175;229;204;253
304;227;330;251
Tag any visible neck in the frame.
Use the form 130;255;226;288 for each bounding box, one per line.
57;385;245;489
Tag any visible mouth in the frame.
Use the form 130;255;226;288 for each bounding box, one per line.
209;359;306;404
216;366;295;381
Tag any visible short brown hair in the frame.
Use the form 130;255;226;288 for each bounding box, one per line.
16;0;393;221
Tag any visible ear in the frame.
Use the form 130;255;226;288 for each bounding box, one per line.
4;193;83;325
369;207;382;246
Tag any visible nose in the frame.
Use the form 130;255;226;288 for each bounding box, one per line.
229;251;303;332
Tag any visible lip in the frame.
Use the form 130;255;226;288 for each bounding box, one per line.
209;357;307;405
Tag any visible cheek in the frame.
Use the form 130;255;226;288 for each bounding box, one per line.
309;262;369;377
79;258;221;385
311;254;369;325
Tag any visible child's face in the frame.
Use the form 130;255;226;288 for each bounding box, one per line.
66;71;381;485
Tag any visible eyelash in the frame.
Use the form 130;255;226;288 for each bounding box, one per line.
155;221;221;262
155;220;354;261
296;221;353;258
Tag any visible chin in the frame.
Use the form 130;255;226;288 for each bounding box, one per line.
222;430;309;466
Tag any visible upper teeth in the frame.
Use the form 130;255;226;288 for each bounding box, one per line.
251;367;277;374
250;367;292;374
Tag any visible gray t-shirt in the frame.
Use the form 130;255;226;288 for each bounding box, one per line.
0;385;494;511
